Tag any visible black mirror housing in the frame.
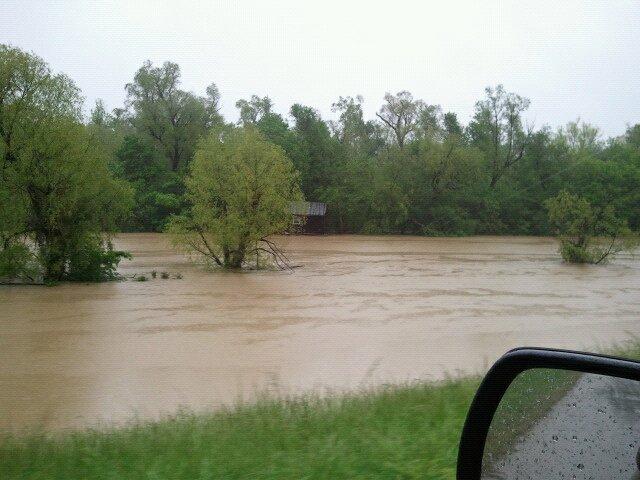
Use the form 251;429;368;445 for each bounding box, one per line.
456;347;640;480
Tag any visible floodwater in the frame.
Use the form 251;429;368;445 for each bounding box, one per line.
1;234;639;432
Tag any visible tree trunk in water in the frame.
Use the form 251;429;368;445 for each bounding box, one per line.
227;243;246;269
38;234;66;281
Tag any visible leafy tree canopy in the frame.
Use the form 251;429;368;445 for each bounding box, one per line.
168;127;302;269
0;45;132;283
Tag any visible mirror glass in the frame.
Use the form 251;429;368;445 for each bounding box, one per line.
481;368;640;479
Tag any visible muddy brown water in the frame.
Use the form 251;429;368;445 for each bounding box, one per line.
1;234;639;433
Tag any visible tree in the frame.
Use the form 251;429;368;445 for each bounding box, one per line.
0;44;80;281
115;136;183;231
234;95;300;155
125;60;222;171
0;45;132;282
390;137;484;234
168;127;302;269
468;85;531;188
235;95;273;125
330;95;384;157
0;176;36;280
443;112;463;138
558;120;602;154
416;104;444;141
624;124;640;149
87;99;131;170
253;110;296;150
204;83;224;126
376;91;424;148
289;104;341;199
0;45;81;169
545;191;637;264
18;117;132;281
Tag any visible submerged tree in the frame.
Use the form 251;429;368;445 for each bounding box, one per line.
0;180;37;280
545;191;637;264
168;127;302;269
0;45;132;283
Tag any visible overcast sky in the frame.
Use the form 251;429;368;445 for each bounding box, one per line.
2;0;639;137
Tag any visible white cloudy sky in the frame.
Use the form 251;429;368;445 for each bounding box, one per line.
2;0;639;136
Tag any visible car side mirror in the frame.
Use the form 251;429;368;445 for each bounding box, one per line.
457;348;640;479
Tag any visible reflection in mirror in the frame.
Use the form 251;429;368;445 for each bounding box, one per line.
481;368;640;479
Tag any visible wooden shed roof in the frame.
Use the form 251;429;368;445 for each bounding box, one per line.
290;201;327;216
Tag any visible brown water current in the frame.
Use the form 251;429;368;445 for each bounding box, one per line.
1;234;639;432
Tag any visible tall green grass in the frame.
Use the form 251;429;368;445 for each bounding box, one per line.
1;379;479;480
2;340;639;479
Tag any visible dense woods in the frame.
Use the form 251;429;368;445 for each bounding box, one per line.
90;58;640;238
1;45;639;278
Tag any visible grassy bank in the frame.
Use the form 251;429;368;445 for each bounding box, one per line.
1;379;479;480
2;341;639;480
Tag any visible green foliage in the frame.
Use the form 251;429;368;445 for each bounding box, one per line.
65;237;131;282
545;190;637;263
86;99;131;168
288;104;342;200
125;61;222;172
0;242;38;282
18;118;132;281
558;120;602;154
4;48;640;247
0;173;32;280
97;60;228;233
443;112;463;138
235;95;273;125
168;127;302;269
331;95;385;156
115;136;184;231
376;91;424;148
0;378;479;480
468;85;530;188
558;242;594;263
2;341;638;479
0;45;133;282
80;57;640;240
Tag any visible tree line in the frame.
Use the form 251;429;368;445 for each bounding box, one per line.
90;59;639;237
1;45;639;281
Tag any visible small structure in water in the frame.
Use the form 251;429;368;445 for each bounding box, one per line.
290;201;327;234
